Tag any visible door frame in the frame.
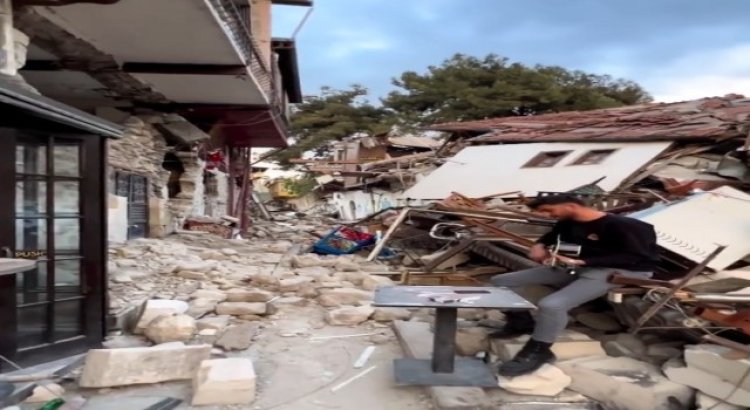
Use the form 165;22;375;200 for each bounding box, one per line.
0;127;107;367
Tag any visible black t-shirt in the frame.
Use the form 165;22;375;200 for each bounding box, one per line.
537;214;659;272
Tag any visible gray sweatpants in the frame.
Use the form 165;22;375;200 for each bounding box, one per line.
490;267;652;343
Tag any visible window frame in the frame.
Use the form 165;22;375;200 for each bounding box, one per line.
521;150;573;168
569;149;617;166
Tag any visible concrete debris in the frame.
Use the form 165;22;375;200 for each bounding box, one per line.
558;356;693;410
192;358;257;405
696;392;744;410
214;323;259;351
79;344;211;387
143;314;197;344
497;364;572;396
455;327;489;356
196;315;231;332
225;288;275;302
318;288;373;307
372;307;412;322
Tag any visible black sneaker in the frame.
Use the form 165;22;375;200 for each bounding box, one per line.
498;339;556;377
488;311;535;339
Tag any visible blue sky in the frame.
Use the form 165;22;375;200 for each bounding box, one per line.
273;0;750;103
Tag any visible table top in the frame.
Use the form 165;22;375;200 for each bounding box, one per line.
0;259;37;276
373;286;535;310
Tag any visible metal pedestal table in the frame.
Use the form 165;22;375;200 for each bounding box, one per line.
374;286;535;387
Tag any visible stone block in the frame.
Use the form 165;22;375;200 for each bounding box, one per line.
196;315;231;332
225;288;275;303
214;323;258;351
79;344;211;387
498;364;571;396
696;392;744;410
24;383;65;403
492;330;605;361
215;302;267;316
558;356;694;410
189;289;227;302
279;276;314;292
133;299;189;334
318;288;373;307
186;298;218;318
455;327;489;356
372;307;411;322
666;365;749;406
192;358;257;406
684;344;750;391
326;306;374;326
361;275;395;291
144;314;196;344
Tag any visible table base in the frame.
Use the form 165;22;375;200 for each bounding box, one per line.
393;358;497;387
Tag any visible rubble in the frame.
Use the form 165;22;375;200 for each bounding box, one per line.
326;306;375;326
79;344;211;387
492;330;606;361
191;358;257;406
318;288;373;307
214;323;259;351
497;364;571;396
24;382;65;403
558;356;694;410
215;302;267;316
132;299;189;334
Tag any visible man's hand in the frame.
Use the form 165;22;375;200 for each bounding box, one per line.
528;244;550;263
556;256;586;266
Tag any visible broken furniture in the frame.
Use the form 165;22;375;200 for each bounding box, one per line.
373;285;534;387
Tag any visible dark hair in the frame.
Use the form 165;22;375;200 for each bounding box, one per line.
527;194;586;209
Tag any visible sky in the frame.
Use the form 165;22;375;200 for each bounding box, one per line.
273;0;750;103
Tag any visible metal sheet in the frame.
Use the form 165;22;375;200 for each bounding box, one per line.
403;142;671;199
630;186;750;271
373;286;535;310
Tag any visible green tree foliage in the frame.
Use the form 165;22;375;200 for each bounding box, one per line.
274;85;394;166
383;54;652;125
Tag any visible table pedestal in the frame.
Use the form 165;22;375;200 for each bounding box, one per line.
393;307;497;387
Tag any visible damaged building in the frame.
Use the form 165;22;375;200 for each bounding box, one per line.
1;0;309;368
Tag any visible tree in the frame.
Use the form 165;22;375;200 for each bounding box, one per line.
274;85;394;167
382;54;652;125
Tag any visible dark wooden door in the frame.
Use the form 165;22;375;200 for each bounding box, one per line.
115;172;149;240
0;129;106;367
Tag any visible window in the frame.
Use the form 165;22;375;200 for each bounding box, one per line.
522;151;572;168
571;149;616;165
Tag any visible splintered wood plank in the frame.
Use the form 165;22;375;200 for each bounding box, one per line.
392;321;490;410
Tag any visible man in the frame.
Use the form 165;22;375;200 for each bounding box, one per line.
491;194;659;377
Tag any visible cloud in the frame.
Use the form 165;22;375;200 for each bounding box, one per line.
325;28;393;59
640;43;750;102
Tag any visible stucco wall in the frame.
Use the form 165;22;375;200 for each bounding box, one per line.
328;190;403;220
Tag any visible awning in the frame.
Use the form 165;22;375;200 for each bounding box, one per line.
0;75;123;138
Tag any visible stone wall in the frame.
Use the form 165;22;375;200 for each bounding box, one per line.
166;151;206;229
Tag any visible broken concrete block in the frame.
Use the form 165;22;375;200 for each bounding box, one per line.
196;315;231;332
144;314;197;344
79;344;211;387
192;358;257;406
215;302;267;316
175;260;218;273
214;323;258;351
133;299;189;334
186;298;218;318
292;254;337;268
102;334;151;349
498;364;571;396
696;392;744;410
684;344;750;391
665;365;748;407
558;356;693;410
492;330;606;361
456;327;489;356
372;307;412;322
326;306;374;326
225;288;275;303
189;289;227;302
602;333;647;359
318;288;373;307
24;382;65;403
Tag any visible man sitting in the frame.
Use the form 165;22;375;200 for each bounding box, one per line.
491;194;659;377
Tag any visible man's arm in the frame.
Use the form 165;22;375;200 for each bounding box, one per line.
580;219;655;267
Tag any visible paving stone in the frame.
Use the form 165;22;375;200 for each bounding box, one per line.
498;364;571;396
192;358;257;405
79;344;211;387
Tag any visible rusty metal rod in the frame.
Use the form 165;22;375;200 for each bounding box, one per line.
630;244;727;333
